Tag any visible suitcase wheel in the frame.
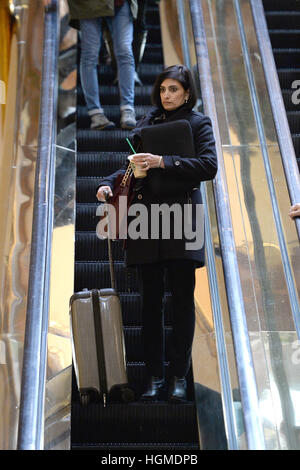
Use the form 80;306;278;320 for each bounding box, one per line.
121;386;135;403
80;392;91;406
109;385;135;403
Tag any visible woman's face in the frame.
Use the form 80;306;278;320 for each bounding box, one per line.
159;78;189;111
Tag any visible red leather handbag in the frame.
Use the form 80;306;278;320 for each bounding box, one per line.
97;164;135;240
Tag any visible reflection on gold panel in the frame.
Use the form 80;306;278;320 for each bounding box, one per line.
0;0;45;449
47;225;74;379
223;145;296;331
193;268;219;388
0;1;12;132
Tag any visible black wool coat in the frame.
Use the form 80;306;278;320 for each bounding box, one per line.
97;104;217;268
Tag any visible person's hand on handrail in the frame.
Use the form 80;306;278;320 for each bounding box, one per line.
289;203;300;219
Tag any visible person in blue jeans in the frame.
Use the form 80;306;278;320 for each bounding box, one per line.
67;0;138;130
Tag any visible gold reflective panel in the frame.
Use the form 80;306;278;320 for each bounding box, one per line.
0;0;77;450
0;0;45;449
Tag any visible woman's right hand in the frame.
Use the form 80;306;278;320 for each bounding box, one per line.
96;186;113;202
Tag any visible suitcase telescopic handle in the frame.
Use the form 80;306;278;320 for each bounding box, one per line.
104;189;116;291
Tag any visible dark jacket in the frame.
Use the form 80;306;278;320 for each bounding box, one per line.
67;0;138;29
97;104;217;268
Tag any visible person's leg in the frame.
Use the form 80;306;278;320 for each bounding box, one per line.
107;2;136;128
79;18;115;129
166;260;196;402
133;0;148;70
79;18;102;114
137;262;165;379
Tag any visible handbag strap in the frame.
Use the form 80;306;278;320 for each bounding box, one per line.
104;162;133;290
104;191;116;290
107;234;116;291
121;163;133;187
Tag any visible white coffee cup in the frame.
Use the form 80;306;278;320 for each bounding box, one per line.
128;155;147;178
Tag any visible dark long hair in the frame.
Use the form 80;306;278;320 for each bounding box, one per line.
151;64;197;111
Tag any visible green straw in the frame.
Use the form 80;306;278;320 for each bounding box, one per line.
126;138;136;154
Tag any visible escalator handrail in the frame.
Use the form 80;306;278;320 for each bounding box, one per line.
250;0;300;239
189;0;266;450
17;0;59;450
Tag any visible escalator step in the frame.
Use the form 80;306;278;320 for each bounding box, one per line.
273;49;300;68
77;105;152;128
77;129;133;151
282;88;300;112
144;24;162;44
75;203;99;231
119;292;174;327
96;63;163;86
72;443;199;450
268;30;300;48
286;111;300;133
77;85;152;106
292;134;300;155
277;68;300;89
76;176;103;203
77;152;128;176
262;0;300;11
265;11;300;29
124;327;185;363
71;402;199;448
74;261;139;292
74;261;174;294
75;231;125;261
142;44;164;64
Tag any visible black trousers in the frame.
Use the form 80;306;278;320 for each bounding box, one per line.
137;259;196;378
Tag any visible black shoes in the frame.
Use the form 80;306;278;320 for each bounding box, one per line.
140;375;187;403
168;376;187;403
140;376;165;401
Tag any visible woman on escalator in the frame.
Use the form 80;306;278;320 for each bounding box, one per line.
96;64;217;403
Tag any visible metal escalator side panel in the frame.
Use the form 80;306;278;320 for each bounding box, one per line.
195;0;300;450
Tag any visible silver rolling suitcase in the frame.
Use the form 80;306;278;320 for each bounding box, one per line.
70;217;134;406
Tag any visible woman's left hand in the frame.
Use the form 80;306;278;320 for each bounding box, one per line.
289;203;300;219
131;153;165;170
